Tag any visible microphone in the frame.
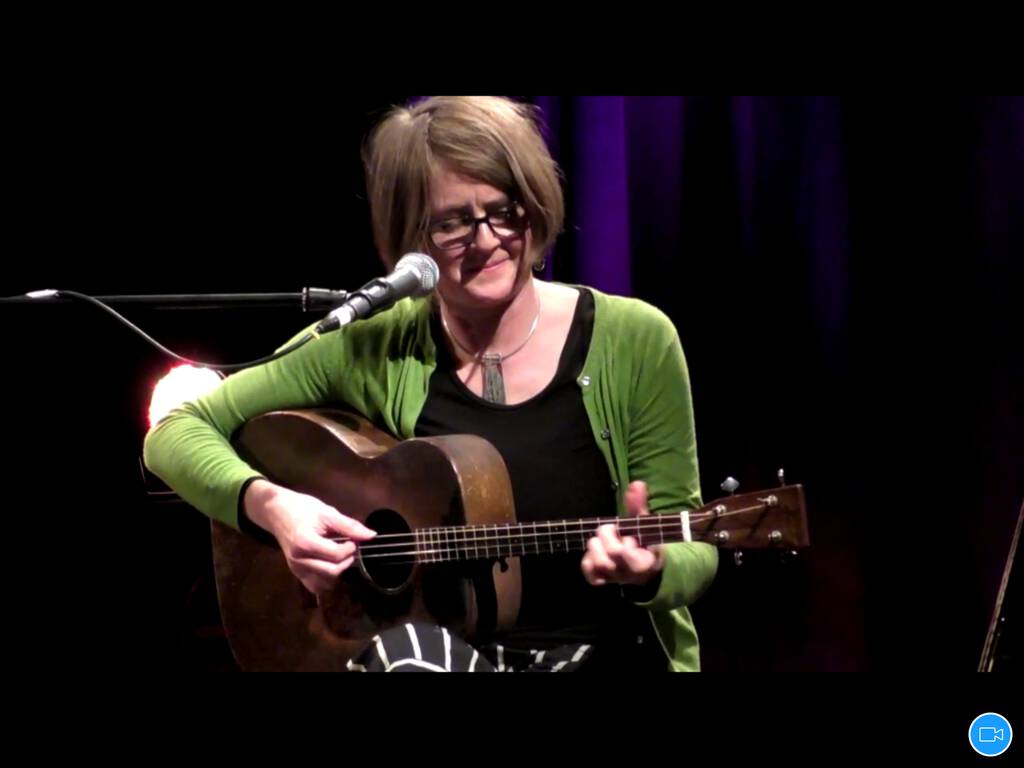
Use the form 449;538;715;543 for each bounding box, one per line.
314;253;439;334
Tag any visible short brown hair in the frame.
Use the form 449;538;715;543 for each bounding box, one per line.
363;96;564;268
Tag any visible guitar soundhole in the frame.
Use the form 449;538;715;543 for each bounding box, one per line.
359;508;414;591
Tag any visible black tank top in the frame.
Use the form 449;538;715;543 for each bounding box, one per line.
416;289;663;668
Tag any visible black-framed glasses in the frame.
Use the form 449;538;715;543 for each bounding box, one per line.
428;204;527;250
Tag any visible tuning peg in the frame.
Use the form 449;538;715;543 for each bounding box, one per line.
777;468;786;487
720;477;739;495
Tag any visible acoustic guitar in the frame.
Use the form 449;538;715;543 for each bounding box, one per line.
213;408;809;671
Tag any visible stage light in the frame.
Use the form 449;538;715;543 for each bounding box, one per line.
148;364;223;428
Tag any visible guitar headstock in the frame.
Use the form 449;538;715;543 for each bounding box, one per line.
689;484;809;549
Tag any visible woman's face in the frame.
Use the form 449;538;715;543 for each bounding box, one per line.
426;164;532;314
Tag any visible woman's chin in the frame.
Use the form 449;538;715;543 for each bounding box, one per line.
459;261;522;303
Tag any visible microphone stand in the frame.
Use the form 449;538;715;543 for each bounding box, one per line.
0;288;350;313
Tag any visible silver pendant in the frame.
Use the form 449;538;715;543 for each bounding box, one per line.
481;353;506;404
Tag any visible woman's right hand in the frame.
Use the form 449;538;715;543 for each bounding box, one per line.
243;479;377;595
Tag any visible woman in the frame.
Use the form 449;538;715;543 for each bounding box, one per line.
144;96;718;671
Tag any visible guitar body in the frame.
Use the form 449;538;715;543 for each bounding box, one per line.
212;409;521;672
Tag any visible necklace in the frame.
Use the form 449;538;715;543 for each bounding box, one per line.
440;296;541;404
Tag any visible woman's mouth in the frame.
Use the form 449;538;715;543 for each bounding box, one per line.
467;257;509;275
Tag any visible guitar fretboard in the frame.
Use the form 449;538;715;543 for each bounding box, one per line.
408;514;693;563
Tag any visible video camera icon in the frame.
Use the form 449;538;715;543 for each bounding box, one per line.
979;727;1006;743
970;713;1013;757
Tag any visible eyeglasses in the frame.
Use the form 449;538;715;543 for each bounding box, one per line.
428;204;526;251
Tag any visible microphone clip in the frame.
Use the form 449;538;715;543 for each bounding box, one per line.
302;287;350;313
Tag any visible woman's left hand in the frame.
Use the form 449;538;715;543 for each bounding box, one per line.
581;480;664;587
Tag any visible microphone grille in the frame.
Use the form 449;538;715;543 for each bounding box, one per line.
396;253;440;295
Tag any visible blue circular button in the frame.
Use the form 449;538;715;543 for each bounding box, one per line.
969;712;1013;757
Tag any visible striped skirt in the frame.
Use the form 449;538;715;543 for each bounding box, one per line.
346;622;593;673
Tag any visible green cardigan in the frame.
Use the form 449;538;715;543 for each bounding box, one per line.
143;286;719;671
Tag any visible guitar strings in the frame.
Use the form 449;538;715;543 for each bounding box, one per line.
329;504;777;563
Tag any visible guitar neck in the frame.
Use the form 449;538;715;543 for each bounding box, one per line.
351;487;805;565
412;515;693;563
